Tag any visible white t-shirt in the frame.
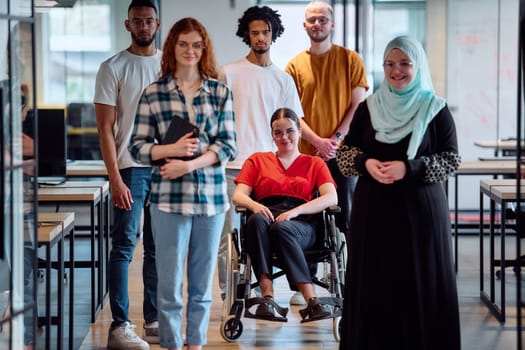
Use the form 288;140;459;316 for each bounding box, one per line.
93;49;162;169
218;58;304;169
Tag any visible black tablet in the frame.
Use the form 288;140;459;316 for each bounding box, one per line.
154;115;200;165
162;114;199;145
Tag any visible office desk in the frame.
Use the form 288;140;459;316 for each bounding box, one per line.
479;181;525;322
66;160;107;178
37;212;75;350
38;186;104;322
457;160;520;174
452;160;523;272
474;140;524;156
44;180;111;303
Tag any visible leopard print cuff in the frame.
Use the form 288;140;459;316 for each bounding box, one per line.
336;145;363;177
421;152;461;183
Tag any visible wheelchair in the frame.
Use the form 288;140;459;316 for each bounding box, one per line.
219;204;347;342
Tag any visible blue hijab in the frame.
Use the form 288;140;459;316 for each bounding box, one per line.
367;36;446;159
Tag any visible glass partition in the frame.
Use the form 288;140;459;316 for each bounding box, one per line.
0;7;37;349
36;0;115;160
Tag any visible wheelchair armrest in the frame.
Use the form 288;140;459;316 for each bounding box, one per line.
237;205;340;215
326;205;341;214
235;206;248;214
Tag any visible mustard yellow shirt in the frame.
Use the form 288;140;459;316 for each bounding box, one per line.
286;44;368;155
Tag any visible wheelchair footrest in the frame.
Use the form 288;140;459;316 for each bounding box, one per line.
299;296;343;323
244;296;288;322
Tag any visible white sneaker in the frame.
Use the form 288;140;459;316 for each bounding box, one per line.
107;322;149;350
143;321;160;344
290;291;306;305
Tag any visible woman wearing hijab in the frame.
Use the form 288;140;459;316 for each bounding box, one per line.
336;36;461;350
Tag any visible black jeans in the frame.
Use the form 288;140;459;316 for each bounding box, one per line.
245;196;321;290
327;157;357;238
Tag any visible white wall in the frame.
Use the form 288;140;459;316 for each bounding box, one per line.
113;1;132;53
111;0;253;68
160;0;255;67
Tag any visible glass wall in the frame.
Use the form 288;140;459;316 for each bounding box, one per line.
34;0;160;160
368;0;426;90
38;1;112;105
35;0;116;160
0;1;38;349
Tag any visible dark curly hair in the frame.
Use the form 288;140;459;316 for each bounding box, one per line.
236;6;284;46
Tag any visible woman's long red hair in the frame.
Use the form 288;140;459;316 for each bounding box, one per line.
160;17;218;79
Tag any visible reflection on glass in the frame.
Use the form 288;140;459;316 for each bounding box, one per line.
43;1;112;104
0;10;37;347
9;0;32;17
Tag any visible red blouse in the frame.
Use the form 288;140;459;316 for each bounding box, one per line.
235;152;335;202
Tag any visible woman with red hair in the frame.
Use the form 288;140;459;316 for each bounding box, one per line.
129;17;237;350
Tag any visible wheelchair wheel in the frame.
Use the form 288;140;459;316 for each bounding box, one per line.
220;314;243;342
333;316;342;342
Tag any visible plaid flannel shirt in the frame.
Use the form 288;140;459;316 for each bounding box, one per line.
129;76;237;216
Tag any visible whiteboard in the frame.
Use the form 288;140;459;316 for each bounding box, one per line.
447;0;519;209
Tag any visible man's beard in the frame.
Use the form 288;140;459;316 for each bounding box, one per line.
308;31;329;43
253;47;269;55
132;32;156;47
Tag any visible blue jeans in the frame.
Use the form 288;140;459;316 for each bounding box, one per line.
150;207;224;348
327;158;356;238
109;167;157;327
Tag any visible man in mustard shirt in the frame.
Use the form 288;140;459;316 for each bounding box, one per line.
286;1;368;241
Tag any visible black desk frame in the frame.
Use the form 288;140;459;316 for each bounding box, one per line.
37;218;74;350
479;185;524;323
452;163;517;272
39;188;107;323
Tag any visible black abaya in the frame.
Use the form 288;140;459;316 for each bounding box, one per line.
339;103;461;350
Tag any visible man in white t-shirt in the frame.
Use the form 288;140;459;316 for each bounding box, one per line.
217;5;310;306
93;1;160;349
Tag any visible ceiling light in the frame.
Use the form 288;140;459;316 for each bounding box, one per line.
34;0;58;7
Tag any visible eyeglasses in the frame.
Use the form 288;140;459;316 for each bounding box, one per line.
272;129;297;139
130;18;157;28
383;61;413;70
176;41;205;51
305;16;330;25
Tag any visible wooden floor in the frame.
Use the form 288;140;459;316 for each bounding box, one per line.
77;235;522;350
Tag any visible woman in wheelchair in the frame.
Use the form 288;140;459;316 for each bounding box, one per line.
232;107;338;321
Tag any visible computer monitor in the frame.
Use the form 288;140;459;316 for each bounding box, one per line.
66;102;96;128
37;108;67;183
